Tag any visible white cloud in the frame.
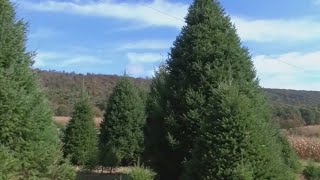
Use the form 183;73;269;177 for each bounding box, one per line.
21;0;187;28
254;51;320;73
146;70;156;77
119;40;172;50
313;0;320;5
127;52;162;63
34;51;110;68
253;51;320;90
232;17;320;42
126;63;145;76
21;0;320;43
29;27;59;39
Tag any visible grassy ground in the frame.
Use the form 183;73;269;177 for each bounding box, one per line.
75;167;132;180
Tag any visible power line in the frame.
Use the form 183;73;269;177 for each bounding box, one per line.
276;59;305;71
142;4;185;22
142;4;312;74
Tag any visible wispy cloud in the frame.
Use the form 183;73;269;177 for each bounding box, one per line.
313;0;320;5
34;51;111;68
233;17;320;42
126;63;145;76
20;0;187;28
127;52;162;63
119;40;172;50
29;27;60;39
21;0;320;43
253;51;320;90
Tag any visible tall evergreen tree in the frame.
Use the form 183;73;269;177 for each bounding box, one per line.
144;66;171;170
0;0;74;178
99;77;145;166
146;0;298;179
181;83;295;179
63;87;98;167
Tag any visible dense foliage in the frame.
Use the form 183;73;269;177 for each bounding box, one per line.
63;89;98;167
181;83;295;179
145;0;298;179
303;163;320;180
99;77;146;167
0;0;74;178
0;146;20;179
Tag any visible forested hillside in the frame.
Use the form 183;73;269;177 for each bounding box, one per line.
266;89;320;128
36;70;151;117
36;70;320;128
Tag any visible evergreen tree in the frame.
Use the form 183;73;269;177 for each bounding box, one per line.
146;0;298;179
144;66;171;171
0;146;20;179
0;0;74;178
181;83;295;179
99;77;145;166
63;88;98;167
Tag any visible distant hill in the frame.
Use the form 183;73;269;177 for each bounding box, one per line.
36;70;151;117
35;70;320;129
265;88;320;128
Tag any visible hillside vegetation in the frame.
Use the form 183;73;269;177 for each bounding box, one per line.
36;70;320;129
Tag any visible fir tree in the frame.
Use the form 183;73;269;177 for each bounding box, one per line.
146;0;298;179
63;88;98;167
181;83;295;179
0;146;20;179
99;77;145;166
144;66;171;172
0;0;74;178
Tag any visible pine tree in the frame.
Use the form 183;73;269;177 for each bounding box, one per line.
146;0;298;179
0;145;20;179
0;0;74;178
99;77;145;167
144;66;171;172
181;83;295;179
63;87;98;168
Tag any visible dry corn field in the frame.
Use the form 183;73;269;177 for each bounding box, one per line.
288;135;320;162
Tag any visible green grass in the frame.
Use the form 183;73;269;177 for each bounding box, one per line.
300;160;320;167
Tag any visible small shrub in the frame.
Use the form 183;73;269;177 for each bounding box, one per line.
50;157;76;180
128;167;156;180
303;163;320;180
100;146;122;173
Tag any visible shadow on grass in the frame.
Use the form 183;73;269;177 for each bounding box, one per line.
76;171;128;180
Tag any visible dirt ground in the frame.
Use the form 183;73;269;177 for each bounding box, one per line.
54;116;102;128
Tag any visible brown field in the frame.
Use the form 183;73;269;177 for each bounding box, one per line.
288;135;320;162
285;125;320;162
284;125;320;137
54;116;102;128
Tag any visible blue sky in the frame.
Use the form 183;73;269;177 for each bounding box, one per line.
13;0;320;90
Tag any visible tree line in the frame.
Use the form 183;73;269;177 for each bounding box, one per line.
0;0;303;179
36;70;320;129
